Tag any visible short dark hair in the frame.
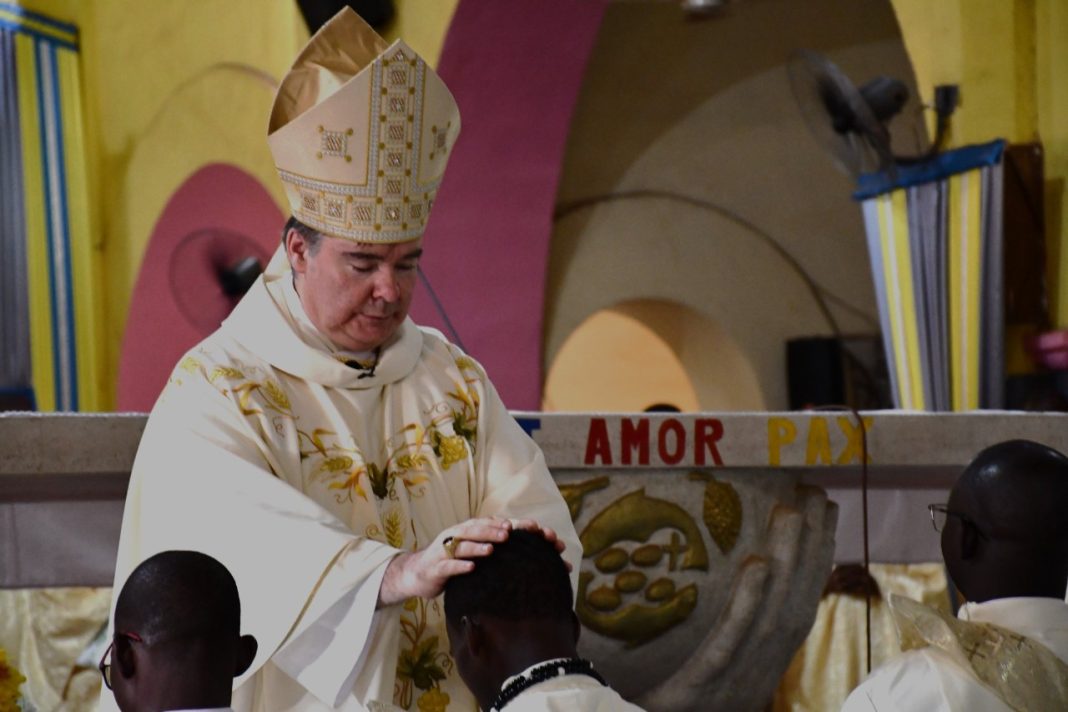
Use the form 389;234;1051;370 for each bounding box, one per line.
281;215;324;254
115;551;241;645
444;530;573;625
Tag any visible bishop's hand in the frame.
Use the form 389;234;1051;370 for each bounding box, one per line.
376;518;502;607
376;517;570;607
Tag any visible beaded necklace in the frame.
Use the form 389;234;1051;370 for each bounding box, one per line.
488;657;607;711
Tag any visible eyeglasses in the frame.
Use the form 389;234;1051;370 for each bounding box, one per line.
927;503;987;537
99;631;143;691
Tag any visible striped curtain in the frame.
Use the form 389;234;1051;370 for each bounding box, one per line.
0;3;104;411
855;140;1005;411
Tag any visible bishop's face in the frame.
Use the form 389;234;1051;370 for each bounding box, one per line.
288;232;422;353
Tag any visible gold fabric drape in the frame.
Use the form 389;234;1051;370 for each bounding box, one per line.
772;563;950;712
0;588;111;711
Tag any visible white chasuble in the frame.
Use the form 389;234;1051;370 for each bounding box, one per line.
99;248;581;712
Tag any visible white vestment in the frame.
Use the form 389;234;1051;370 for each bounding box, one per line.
842;597;1068;711
497;662;646;712
99;248;581;712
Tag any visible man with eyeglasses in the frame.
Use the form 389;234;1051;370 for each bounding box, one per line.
100;550;258;712
843;439;1068;711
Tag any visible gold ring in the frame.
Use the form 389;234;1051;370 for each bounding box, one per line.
442;536;461;558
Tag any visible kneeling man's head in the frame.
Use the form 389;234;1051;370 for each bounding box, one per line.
444;530;579;709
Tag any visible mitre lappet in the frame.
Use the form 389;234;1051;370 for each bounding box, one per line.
268;7;460;244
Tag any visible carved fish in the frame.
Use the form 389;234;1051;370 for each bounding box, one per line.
580;488;709;571
558;476;610;520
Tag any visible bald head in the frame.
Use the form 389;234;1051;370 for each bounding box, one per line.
115;550;240;642
108;551;256;712
943;440;1068;602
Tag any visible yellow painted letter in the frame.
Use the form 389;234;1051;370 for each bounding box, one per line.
768;418;797;466
805;417;833;465
836;416;874;464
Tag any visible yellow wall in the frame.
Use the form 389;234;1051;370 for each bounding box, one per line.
891;0;1068;326
16;0;306;409
12;0;459;410
1037;1;1068;327
384;0;459;66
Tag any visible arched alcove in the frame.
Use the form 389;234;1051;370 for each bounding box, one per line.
545;0;922;409
544;299;765;411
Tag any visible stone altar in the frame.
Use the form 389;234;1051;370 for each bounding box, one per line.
5;411;1068;710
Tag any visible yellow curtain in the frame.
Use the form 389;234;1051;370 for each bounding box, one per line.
2;2;106;411
773;563;950;712
0;588;111;711
857;141;1005;411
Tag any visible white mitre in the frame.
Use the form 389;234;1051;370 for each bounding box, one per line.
268;7;460;243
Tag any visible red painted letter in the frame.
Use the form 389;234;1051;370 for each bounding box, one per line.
621;418;650;465
695;418;724;465
657;419;686;465
584;418;613;465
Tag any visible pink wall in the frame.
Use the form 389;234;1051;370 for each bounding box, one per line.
409;0;608;409
117;164;283;410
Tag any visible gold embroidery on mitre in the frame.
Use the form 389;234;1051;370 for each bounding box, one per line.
267;8;460;244
317;126;353;162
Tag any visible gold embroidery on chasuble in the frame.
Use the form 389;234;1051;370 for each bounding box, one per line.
396;596;454;710
173;348;484;710
389;355;481;710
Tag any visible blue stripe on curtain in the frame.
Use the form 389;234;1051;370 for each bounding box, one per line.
0;1;78;34
0;25;31;398
0;15;76;49
34;37;78;410
45;41;78;409
853;140;1007;201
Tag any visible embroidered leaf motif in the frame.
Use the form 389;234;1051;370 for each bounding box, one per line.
299;428;335;457
319;455;354;474
263;380;291;411
231;383;262;415
447;385;478;415
397;636;447;690
368;462;390;499
451;411;476;443
208;366;244;382
401;473;429;493
384;509;405;548
179;356;202;374
395;452;429;472
328;471;367;501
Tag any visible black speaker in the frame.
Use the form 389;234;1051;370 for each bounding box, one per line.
0;388;36;412
787;335;891;410
787;337;844;409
